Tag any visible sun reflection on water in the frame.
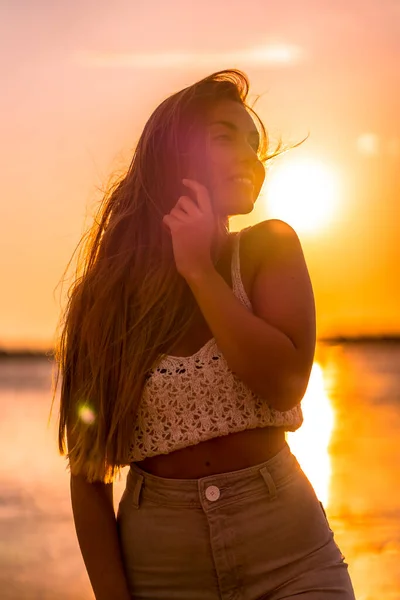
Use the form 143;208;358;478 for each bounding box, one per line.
286;362;335;507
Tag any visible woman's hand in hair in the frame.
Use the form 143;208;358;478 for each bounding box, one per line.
162;178;216;280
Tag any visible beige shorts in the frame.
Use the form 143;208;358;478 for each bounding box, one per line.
117;442;356;599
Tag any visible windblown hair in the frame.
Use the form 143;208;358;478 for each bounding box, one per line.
48;68;306;483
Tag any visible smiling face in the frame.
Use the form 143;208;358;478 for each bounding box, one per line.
203;99;265;218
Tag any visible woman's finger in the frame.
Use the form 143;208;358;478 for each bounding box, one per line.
182;179;213;214
167;206;189;222
176;195;200;215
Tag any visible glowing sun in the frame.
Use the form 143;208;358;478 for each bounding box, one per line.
265;157;340;234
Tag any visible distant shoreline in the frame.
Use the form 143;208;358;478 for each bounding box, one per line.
1;335;400;359
317;335;400;345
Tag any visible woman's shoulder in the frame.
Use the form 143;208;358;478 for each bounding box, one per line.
241;219;301;269
244;219;298;242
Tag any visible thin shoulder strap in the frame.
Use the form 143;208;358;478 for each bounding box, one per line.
231;227;253;311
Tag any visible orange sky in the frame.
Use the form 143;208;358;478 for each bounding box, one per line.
1;1;399;350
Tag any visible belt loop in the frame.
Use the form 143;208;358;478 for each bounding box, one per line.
131;473;144;509
259;466;277;501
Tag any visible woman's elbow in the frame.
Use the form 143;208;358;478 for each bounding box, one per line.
260;372;308;412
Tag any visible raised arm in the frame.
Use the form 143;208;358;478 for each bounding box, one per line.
185;219;316;411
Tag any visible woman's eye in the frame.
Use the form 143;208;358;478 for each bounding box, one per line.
215;134;258;151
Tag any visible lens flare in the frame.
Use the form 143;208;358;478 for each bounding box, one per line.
78;403;96;425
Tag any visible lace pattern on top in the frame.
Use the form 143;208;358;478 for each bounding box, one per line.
231;226;253;312
128;227;303;462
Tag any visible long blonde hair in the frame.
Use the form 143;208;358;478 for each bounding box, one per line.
48;68;306;483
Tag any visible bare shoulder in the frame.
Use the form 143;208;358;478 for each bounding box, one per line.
244;219;316;358
244;219;303;269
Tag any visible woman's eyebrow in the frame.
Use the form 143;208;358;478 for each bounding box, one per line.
209;120;259;141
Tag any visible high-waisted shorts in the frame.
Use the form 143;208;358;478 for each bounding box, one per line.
116;442;356;599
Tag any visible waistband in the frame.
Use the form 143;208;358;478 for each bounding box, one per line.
125;442;301;509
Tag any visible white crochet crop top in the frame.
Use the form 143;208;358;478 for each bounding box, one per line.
128;226;303;462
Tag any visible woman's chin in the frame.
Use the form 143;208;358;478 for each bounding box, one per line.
227;197;255;216
214;191;255;216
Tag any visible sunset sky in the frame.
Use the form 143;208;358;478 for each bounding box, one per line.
1;0;399;350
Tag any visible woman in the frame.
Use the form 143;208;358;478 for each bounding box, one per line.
51;69;356;599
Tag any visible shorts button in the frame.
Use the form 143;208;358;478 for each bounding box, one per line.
205;485;220;502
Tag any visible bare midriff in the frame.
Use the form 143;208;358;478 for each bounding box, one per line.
132;426;287;478
132;228;288;479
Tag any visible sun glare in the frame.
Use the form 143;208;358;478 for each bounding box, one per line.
265;157;340;234
286;362;335;507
